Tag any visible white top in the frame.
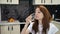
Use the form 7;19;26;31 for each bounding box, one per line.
27;22;59;34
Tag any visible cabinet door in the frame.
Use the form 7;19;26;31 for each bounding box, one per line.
0;0;19;4
11;0;19;4
33;0;52;5
0;0;7;4
11;25;20;34
52;0;60;4
1;26;10;34
45;0;51;4
33;0;41;5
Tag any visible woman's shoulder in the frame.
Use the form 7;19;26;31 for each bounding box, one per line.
49;23;58;29
49;23;59;31
50;23;55;27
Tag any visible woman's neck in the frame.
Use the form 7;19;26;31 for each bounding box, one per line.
38;20;42;25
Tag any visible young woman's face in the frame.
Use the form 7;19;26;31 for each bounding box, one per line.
35;8;44;20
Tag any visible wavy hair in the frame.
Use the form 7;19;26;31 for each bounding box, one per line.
32;5;52;34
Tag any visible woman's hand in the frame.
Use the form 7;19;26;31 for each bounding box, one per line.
25;14;32;25
21;15;32;34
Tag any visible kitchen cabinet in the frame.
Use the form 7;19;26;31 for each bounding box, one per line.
33;0;51;5
1;26;10;34
33;0;60;5
45;0;51;4
33;0;41;4
0;0;19;4
11;25;20;34
52;0;60;4
0;21;20;34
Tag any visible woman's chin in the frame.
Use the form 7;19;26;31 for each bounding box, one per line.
35;18;39;20
35;18;42;20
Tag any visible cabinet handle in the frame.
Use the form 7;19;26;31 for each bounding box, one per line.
8;26;13;31
41;0;43;3
7;0;12;2
51;0;52;3
7;0;8;2
44;0;45;3
10;0;12;2
12;26;13;31
8;26;9;31
41;0;45;3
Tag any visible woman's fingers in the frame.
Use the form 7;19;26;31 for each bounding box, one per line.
25;15;32;24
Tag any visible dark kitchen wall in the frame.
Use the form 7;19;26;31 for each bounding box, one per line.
1;0;34;22
45;5;60;20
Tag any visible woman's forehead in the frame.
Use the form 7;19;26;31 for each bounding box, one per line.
35;8;40;10
35;8;41;12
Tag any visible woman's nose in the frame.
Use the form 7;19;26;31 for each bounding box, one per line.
35;13;38;15
35;14;38;17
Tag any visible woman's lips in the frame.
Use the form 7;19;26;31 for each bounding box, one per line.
35;16;39;18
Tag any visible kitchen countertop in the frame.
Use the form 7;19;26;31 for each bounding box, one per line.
0;20;21;25
0;20;60;25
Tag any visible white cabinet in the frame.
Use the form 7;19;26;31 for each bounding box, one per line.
33;0;51;5
45;0;51;4
33;0;60;5
11;25;20;34
52;0;60;4
0;21;20;34
0;0;19;4
1;25;20;34
1;26;10;34
33;0;41;4
33;0;52;5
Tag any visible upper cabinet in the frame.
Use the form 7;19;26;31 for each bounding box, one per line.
0;0;19;4
52;0;60;4
33;0;60;5
45;0;51;4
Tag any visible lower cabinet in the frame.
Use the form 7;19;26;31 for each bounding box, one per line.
0;25;20;34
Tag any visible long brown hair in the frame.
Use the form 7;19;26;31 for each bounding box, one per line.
32;5;52;34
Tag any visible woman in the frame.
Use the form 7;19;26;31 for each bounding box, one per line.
21;5;59;34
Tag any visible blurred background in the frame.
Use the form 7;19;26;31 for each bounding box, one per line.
0;0;60;34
